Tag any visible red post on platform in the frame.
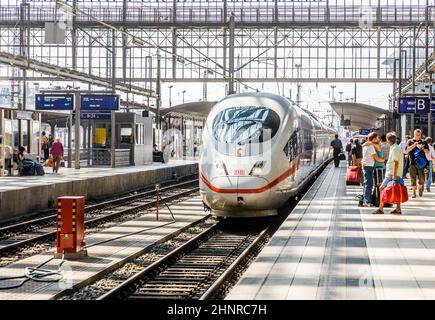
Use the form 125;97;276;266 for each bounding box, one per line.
56;196;86;259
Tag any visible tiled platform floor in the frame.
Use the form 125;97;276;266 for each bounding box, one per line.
227;163;435;300
0;196;206;300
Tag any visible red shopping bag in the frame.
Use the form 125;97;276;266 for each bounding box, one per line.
381;182;408;204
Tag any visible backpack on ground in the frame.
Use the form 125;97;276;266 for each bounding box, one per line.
35;163;45;176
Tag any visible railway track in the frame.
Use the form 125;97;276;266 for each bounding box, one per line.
0;179;199;257
91;219;271;300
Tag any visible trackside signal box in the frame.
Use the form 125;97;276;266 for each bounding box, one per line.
55;196;87;259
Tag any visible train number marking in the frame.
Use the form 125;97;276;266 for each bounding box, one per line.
234;169;245;176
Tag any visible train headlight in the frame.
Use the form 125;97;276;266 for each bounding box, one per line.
215;161;229;176
249;161;266;176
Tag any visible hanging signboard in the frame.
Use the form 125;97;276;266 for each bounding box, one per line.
35;94;74;110
15;111;34;121
80;94;119;111
359;128;372;136
399;96;435;114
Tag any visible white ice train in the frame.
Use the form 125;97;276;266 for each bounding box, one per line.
199;92;336;218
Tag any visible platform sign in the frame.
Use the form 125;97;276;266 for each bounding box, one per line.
359;128;372;136
72;112;112;121
80;94;119;111
400;96;435;114
35;94;74;110
414;97;430;114
15;111;34;120
399;97;416;113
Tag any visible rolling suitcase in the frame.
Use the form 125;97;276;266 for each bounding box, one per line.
372;167;385;207
346;165;361;185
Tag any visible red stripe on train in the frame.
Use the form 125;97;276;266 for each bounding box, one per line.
199;163;298;194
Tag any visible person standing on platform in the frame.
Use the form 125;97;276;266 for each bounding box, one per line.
407;129;430;198
330;134;343;168
50;138;64;174
351;139;363;166
345;139;353;166
401;135;411;178
361;132;384;207
48;133;54;154
41;131;49;162
372;132;404;215
425;137;435;192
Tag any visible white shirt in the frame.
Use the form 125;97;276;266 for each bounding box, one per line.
362;145;376;167
386;144;404;177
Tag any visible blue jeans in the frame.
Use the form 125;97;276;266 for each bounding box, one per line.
363;166;374;204
427;162;433;189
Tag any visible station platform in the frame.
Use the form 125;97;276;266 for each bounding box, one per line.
0;196;206;300
0;160;198;223
227;162;435;300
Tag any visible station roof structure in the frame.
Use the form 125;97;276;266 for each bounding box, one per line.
160;102;217;118
329;102;392;131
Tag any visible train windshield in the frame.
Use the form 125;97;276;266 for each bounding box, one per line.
212;107;280;145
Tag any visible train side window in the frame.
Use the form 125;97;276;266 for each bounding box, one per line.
284;130;299;162
303;129;314;151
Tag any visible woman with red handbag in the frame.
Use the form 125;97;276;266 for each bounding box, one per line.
372;132;405;215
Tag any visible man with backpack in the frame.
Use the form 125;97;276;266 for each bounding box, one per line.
407;129;430;198
345;139;353;166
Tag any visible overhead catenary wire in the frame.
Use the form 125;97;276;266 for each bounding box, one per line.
54;0;261;94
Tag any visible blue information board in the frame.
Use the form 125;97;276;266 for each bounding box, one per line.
35;94;74;110
399;97;416;113
399;96;435;113
359;128;372;136
81;94;119;111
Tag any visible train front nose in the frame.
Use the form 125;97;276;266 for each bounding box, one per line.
201;175;272;213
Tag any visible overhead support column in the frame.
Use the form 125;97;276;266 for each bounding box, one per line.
122;0;128;110
156;52;161;147
377;27;381;80
68;114;72;169
74;91;81;170
172;28;177;80
111;30;116;169
429;72;433;138
325;27;329;79
411;26;417;134
273;27;278;79
72;0;77;71
399;43;406;139
228;13;235;95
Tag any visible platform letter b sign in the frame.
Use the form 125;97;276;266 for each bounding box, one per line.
415;98;429;114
